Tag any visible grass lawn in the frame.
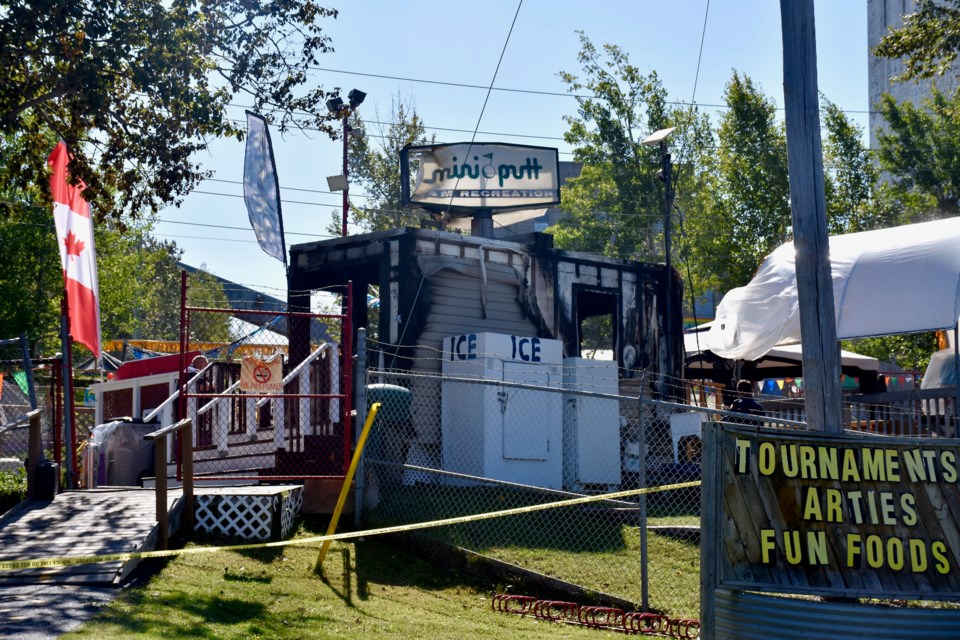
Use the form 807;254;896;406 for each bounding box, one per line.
366;485;702;617
63;521;627;640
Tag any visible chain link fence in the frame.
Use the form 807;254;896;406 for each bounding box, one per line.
357;357;706;618
0;337;60;504
356;339;930;619
178;340;346;482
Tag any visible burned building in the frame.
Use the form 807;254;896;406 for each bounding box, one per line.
288;227;682;391
288;227;681;490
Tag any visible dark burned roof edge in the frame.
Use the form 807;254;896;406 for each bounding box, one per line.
290;226;666;271
289;226;414;253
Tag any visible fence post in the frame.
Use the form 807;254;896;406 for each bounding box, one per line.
181;420;194;533
354;328;367;528
25;410;42;499
154;433;169;550
146;418;194;551
638;396;649;612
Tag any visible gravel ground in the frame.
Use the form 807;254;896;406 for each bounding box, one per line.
0;583;117;639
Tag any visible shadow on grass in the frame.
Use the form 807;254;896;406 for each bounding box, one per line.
192;532;286;563
316;546;359;607
296;518;477;595
350;536;478;591
365;485;632;554
223;571;273;584
94;591;269;637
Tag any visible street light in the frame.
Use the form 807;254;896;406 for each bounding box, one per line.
326;89;366;237
641;126;676;395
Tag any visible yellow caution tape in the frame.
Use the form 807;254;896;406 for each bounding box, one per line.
0;480;701;572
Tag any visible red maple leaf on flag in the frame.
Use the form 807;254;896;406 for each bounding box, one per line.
63;230;85;258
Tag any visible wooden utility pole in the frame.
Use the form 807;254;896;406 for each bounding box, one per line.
780;0;843;432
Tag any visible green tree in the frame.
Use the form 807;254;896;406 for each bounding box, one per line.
844;334;938;374
552;32;673;260
875;86;960;216
93;225;231;344
0;191;230;356
874;0;960;81
709;73;791;291
0;203;61;352
347;94;435;232
183;268;233;344
821;98;882;234
660;105;719;318
0;0;340;222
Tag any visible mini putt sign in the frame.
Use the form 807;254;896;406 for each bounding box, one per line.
400;142;560;212
703;422;960;600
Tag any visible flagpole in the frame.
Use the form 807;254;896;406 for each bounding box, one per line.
60;296;77;490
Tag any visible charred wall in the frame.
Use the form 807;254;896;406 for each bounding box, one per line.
288;227;682;392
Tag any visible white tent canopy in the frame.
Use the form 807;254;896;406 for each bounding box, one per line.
704;217;960;361
686;325;879;373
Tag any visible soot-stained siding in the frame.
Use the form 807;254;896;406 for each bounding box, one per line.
288;227;682;393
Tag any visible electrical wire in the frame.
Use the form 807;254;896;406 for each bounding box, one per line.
306;65;875;117
389;0;525;369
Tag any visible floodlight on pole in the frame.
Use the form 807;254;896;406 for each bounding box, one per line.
641;127;677;395
326;89;366;237
348;89;366;109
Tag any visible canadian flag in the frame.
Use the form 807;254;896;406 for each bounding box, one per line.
49;141;101;358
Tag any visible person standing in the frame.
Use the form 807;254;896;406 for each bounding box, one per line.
728;379;764;425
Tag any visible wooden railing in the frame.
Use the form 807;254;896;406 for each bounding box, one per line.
845;387;957;437
759;387;959;437
144;418;194;550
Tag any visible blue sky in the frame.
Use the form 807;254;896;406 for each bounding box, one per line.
152;0;870;298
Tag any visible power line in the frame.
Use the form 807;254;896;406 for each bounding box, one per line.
391;0;525;366
190;189;336;208
307;65;873;116
152;218;334;239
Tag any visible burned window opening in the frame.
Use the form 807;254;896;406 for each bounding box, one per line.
575;288;618;360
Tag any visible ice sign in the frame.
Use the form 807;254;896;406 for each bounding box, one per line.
446;333;561;364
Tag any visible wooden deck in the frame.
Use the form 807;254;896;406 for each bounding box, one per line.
0;489;182;586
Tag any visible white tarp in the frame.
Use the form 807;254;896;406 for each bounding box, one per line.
685;326;879;372
704;217;960;361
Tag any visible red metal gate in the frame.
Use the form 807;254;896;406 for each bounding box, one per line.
174;272;353;482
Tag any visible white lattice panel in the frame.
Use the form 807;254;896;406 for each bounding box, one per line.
279;489;303;539
194;487;303;541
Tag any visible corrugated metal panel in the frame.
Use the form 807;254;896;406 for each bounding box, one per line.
714;589;960;639
413;264;538;373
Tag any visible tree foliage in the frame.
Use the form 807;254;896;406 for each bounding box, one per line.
844;334;939;375
821;98;882;234
0;0;339;222
0;132;230;356
553;32;674;260
346;93;435;232
669;73;793;305
712;73;791;288
875;86;960;216
874;0;960;81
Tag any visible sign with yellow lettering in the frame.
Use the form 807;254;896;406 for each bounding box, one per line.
705;422;960;599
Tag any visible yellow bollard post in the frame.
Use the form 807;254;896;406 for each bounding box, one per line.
315;402;381;571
